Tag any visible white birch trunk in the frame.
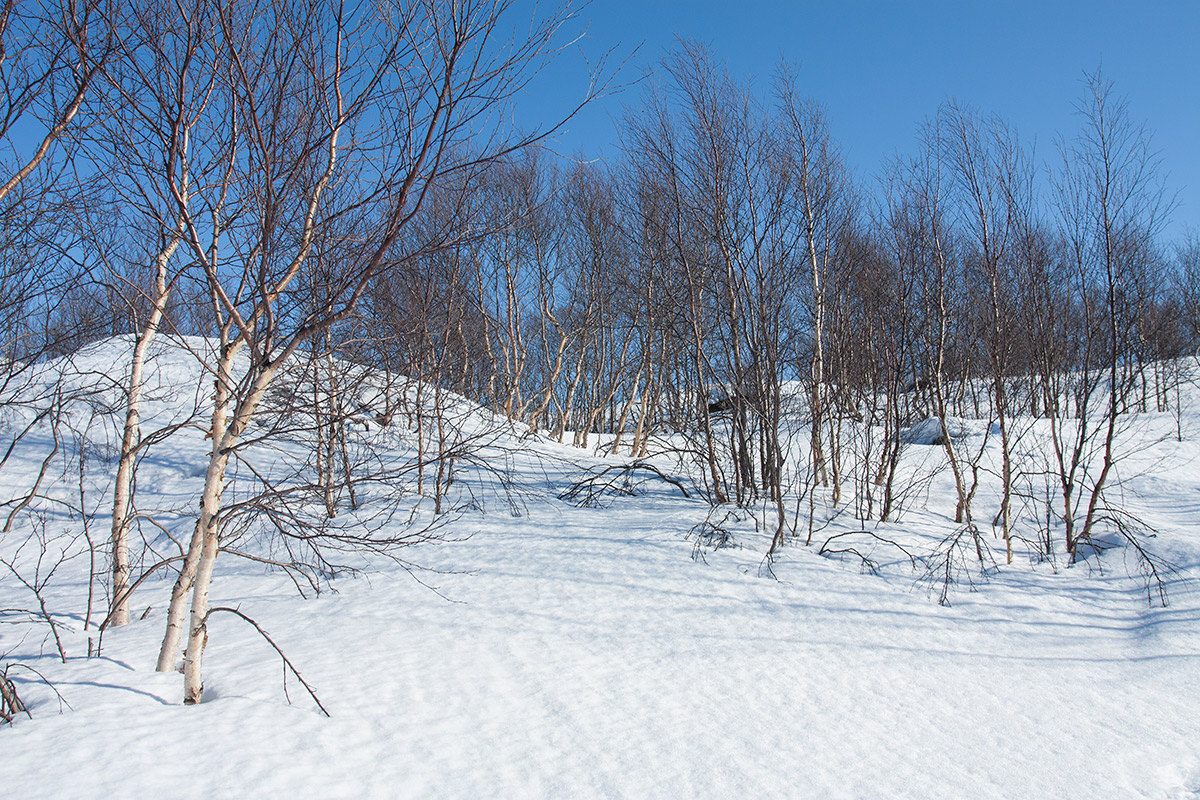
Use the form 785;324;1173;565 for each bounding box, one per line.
110;237;180;627
180;369;276;702
155;341;239;671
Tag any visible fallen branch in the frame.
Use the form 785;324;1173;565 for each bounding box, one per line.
686;508;744;563
819;529;919;575
205;606;330;717
559;460;691;507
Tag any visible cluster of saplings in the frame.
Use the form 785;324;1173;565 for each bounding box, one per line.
0;0;1194;712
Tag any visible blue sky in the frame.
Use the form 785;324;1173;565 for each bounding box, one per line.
517;0;1199;239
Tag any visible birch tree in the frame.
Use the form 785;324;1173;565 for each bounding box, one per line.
83;0;218;628
1051;70;1169;559
137;0;591;705
942;104;1030;563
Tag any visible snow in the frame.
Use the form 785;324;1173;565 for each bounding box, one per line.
2;337;1199;799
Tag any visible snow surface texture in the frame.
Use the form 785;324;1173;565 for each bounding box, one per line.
2;338;1199;799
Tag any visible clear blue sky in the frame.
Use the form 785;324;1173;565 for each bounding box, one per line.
516;0;1199;240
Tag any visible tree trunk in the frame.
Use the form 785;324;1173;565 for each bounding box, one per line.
180;368;276;702
156;339;239;672
110;228;182;626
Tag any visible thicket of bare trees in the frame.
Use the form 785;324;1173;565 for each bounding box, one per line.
1;3;1196;716
356;54;1191;594
0;0;604;706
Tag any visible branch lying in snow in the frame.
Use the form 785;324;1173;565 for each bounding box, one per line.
818;529;919;575
559;460;691;506
204;607;330;717
686;507;745;563
1096;506;1181;608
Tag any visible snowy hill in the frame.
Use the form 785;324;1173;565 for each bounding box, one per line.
1;337;1199;799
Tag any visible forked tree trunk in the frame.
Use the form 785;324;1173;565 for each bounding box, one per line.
181;366;279;703
156;340;239;672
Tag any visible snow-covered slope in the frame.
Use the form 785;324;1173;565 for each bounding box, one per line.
1;338;1198;799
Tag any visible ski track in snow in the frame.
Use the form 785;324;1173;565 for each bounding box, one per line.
1;338;1199;799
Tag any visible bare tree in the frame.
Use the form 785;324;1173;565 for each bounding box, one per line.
942;103;1032;563
127;0;599;705
77;0;220;628
1050;70;1170;560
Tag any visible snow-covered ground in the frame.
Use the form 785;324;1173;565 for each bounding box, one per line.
2;338;1199;799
